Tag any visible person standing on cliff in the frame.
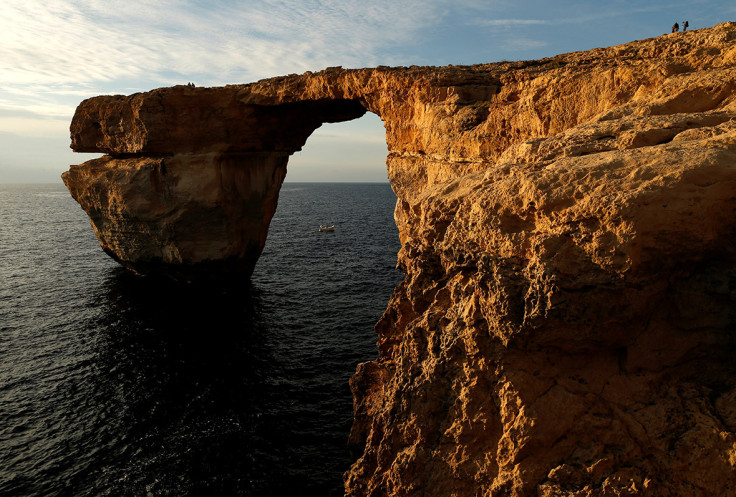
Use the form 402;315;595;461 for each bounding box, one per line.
672;22;679;33
683;20;689;31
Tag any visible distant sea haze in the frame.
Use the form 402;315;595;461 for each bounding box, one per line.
0;182;403;497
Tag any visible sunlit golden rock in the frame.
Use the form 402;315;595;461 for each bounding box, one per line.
64;23;736;496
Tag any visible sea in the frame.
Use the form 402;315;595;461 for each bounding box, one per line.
0;182;403;497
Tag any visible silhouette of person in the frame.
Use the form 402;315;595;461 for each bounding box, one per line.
683;20;689;32
672;22;679;33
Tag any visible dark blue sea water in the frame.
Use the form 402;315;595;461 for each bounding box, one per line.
0;182;402;497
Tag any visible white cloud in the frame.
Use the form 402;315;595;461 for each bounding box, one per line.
0;0;447;178
0;0;443;88
0;0;452;134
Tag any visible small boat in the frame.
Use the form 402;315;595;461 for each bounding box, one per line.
317;225;335;232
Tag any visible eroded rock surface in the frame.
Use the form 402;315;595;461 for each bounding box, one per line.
64;23;736;495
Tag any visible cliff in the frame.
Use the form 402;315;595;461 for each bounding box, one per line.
63;23;736;495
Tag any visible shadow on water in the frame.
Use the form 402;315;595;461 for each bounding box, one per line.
74;269;352;497
0;183;400;497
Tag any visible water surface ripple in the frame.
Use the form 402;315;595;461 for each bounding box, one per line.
0;183;402;496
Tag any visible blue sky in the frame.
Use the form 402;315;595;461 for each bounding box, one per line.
1;0;734;183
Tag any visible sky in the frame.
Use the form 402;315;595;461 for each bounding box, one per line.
1;0;734;183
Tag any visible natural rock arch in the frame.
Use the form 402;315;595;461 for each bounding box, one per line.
63;24;736;496
62;55;667;280
65;91;375;280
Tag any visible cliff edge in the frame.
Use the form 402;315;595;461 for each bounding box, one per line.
64;23;736;495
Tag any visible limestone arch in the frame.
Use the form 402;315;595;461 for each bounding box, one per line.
64;67;500;281
64;91;393;281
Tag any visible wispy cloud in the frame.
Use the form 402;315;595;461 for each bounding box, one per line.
0;0;452;169
502;37;549;51
475;19;548;26
472;4;668;29
0;0;448;128
0;0;443;88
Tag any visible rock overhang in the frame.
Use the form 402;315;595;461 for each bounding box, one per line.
71;87;370;155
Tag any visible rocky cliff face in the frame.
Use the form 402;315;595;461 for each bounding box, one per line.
64;24;736;495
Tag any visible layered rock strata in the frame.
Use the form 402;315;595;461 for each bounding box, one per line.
64;96;366;279
64;24;736;495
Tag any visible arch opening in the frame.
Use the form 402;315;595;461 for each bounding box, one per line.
287;112;389;183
